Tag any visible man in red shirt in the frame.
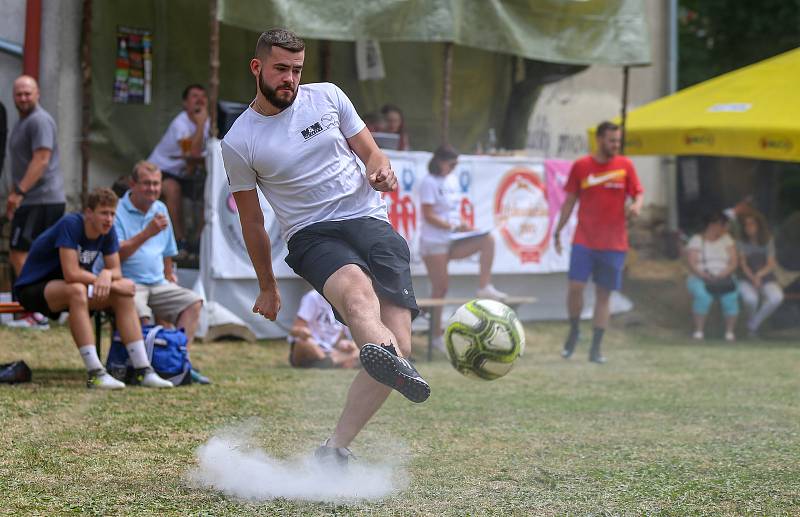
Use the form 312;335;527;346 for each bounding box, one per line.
553;121;644;363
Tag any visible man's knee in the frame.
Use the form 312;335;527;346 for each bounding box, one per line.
66;282;88;305
342;289;375;323
179;300;203;320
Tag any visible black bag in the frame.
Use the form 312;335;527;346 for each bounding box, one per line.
704;277;737;295
701;237;737;295
0;361;32;383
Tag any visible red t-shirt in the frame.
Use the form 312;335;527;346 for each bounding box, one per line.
564;155;643;251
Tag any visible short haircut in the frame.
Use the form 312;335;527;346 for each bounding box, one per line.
131;160;161;182
86;187;118;210
428;145;459;176
182;84;206;100
255;28;305;59
596;121;620;137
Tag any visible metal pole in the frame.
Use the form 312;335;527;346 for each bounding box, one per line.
23;0;42;79
441;42;453;145
666;0;680;230
79;0;92;205
208;0;220;138
620;65;629;154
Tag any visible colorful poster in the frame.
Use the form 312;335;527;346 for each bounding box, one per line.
204;143;578;280
113;26;152;104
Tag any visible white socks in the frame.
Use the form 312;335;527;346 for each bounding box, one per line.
125;339;150;369
79;345;103;371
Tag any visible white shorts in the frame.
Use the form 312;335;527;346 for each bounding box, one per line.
134;282;203;323
418;238;451;257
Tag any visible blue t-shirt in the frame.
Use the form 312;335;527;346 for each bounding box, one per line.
113;192;178;285
13;213;120;290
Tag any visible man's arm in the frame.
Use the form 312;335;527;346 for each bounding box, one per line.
290;317;313;340
17;148;51;193
5;148;51;219
553;193;578;254
164;256;177;283
118;213;168;260
628;193;644;218
232;189;281;320
347;128;397;192
59;248;97;285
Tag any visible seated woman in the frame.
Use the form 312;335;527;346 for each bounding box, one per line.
737;209;784;337
380;104;410;150
288;289;359;368
685;211;739;341
419;145;506;351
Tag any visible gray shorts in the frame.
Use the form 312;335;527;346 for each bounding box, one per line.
134;282;203;323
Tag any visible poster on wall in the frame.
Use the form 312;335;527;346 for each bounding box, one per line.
112;26;152;105
204;143;578;280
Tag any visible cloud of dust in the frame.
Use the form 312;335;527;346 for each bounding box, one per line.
187;422;408;503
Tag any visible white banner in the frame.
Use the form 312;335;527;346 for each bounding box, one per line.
204;142;576;280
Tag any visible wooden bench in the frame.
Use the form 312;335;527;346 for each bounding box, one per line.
416;296;537;361
1;301;108;356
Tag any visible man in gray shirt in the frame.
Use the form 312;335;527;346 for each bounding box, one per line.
6;75;66;280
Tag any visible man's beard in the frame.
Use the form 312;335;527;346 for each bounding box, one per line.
258;73;297;109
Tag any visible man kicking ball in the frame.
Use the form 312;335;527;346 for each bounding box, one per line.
221;28;430;465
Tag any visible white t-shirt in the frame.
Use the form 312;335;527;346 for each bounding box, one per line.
419;173;460;244
148;111;210;176
221;82;387;241
687;233;735;276
295;290;344;351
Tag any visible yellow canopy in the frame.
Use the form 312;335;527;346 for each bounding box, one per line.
591;47;800;162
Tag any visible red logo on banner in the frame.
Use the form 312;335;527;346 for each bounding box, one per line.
460;197;474;228
494;168;550;263
383;189;417;239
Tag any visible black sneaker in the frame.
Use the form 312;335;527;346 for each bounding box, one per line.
314;440;355;468
360;343;430;403
561;330;579;359
190;369;212;385
589;348;607;364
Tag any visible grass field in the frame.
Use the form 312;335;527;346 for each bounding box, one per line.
1;304;799;516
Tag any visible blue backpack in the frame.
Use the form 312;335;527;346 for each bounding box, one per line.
106;325;192;386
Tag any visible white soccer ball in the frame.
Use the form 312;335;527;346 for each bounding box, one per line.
444;299;526;380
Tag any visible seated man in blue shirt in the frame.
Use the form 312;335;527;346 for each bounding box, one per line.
114;161;208;383
12;188;174;389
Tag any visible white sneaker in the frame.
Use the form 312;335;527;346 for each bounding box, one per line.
724;331;736;342
87;369;125;390
476;284;508;301
692;331;704;340
136;367;174;388
5;313;50;330
431;335;447;354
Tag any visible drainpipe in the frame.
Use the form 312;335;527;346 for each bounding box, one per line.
666;0;679;230
23;0;42;79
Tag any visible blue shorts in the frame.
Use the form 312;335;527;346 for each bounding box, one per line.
568;244;626;291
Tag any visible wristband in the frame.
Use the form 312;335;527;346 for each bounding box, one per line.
14;185;27;197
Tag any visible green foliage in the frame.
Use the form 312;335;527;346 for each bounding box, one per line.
679;0;800;88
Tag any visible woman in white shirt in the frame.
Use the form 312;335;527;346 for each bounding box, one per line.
685;211;739;341
419;146;506;351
